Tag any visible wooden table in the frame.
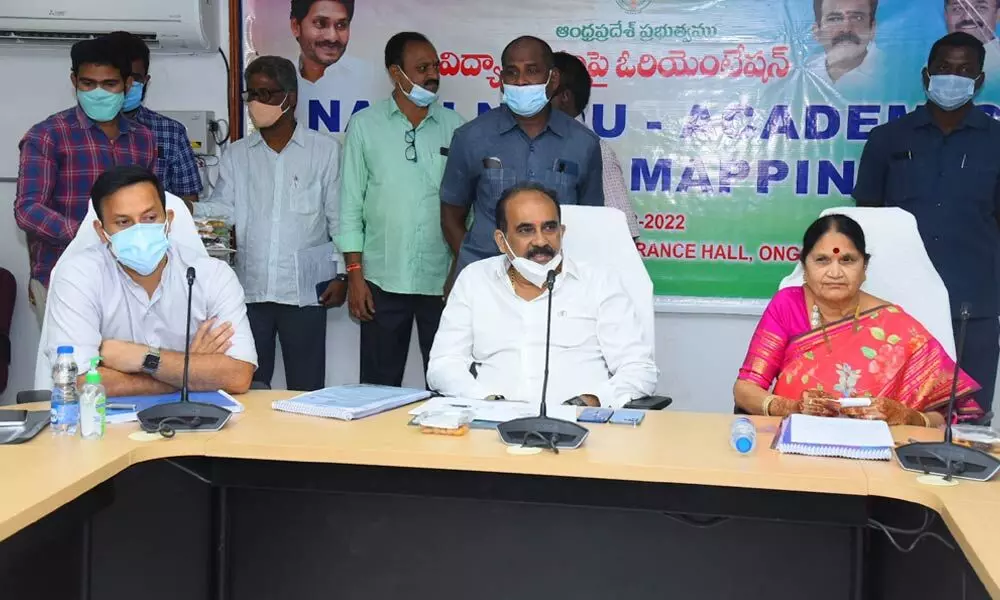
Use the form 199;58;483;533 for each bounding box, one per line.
1;392;997;600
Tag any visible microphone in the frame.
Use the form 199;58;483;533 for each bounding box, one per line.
497;268;590;452
180;267;195;403
894;303;1000;482
137;266;233;436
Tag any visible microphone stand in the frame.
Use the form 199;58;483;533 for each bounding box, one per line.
497;269;590;452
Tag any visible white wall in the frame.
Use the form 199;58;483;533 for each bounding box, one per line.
2;3;993;414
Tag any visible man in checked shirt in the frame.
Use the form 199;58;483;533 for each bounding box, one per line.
15;37;156;326
550;51;641;241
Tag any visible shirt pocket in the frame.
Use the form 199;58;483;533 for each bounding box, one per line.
959;160;1000;216
551;304;597;349
288;181;323;215
483;167;519;202
542;169;579;204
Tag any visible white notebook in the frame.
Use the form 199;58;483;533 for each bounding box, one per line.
272;384;431;421
774;414;894;461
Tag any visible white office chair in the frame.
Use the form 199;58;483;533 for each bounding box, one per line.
560;206;668;409
778;206;956;360
33;192;206;389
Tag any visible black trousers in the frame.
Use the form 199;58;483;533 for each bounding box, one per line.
247;302;327;391
956;317;999;419
359;282;443;387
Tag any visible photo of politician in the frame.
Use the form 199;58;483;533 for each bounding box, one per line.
945;0;1000;75
807;0;885;90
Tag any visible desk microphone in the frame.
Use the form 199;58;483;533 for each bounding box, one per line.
137;267;233;436
894;303;1000;481
497;269;589;452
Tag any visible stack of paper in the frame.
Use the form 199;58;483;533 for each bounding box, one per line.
272;384;431;421
774;414;894;461
408;397;577;424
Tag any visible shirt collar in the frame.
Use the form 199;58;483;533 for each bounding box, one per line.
74;105;132;133
246;121;306;148
497;105;566;137
387;94;444;125
492;252;580;281
911;103;991;130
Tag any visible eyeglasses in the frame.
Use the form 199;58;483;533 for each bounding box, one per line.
404;128;417;163
241;88;286;104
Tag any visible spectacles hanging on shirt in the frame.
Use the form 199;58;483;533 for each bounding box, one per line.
405;128;417;163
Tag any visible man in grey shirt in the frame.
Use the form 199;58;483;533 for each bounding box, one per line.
439;35;604;291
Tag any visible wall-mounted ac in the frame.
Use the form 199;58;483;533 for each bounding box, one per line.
0;0;218;53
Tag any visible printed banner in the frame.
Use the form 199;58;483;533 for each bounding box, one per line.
242;0;1000;299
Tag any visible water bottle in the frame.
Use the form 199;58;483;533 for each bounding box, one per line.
51;346;79;435
79;357;106;440
730;416;756;454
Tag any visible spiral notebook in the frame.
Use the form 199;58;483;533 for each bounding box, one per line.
773;414;894;461
272;384;432;421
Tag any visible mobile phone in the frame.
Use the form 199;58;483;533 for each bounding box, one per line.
609;408;645;426
578;407;614;423
0;410;28;427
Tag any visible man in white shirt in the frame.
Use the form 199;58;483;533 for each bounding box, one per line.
945;0;1000;75
550;51;641;240
290;0;375;134
427;183;657;408
46;165;257;397
809;0;883;89
195;56;345;391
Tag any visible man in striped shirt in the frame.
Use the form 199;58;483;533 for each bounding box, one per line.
106;31;204;207
15;37;157;326
550;51;641;241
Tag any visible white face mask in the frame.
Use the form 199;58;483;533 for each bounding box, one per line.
501;233;562;288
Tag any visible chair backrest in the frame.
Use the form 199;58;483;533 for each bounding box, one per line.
560;206;654;349
778;206;956;359
34;192;206;389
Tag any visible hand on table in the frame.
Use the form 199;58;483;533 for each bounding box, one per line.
840;397;922;426
800;389;840;418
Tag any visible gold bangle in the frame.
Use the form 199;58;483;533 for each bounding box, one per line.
918;411;931;427
762;395;776;417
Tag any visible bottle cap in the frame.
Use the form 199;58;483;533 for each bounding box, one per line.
735;437;753;453
57;345;74;354
85;357;102;385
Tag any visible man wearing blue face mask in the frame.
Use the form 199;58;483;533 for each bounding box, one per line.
854;32;1000;420
338;32;466;387
15;37;156;328
105;31;203;209
440;35;604;294
44;165;257;397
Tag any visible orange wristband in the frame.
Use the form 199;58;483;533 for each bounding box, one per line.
346;263;361;272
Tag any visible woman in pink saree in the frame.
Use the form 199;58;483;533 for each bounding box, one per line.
734;215;983;426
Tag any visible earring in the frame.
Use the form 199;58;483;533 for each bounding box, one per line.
811;304;822;329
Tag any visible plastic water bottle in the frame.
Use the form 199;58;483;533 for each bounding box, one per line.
79;357;106;440
51;346;79;435
730;417;756;454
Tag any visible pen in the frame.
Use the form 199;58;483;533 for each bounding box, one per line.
446;403;471;408
961;154;967;169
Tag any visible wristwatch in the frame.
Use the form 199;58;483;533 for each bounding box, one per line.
141;346;161;375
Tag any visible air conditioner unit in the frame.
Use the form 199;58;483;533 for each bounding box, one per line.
0;0;218;53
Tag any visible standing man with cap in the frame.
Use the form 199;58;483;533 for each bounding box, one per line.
338;32;465;386
854;32;1000;418
195;56;346;391
15;37;156;326
105;31;203;208
439;35;604;292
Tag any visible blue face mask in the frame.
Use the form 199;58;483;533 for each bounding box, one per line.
77;88;125;122
399;71;438;108
123;82;144;112
502;71;552;117
926;73;978;111
108;222;170;276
